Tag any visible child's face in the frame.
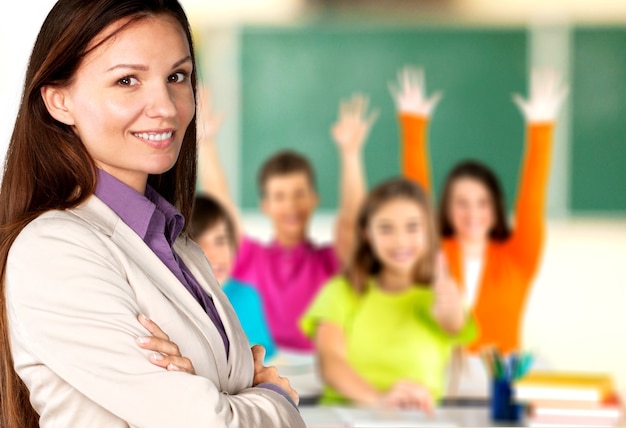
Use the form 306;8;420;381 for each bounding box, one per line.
196;220;234;285
367;198;428;276
261;172;318;241
448;177;495;244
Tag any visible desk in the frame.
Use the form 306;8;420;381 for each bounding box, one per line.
300;405;519;427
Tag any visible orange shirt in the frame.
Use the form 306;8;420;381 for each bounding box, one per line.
400;114;554;354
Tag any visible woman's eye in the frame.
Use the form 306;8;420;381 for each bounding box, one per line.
378;225;393;235
168;72;187;83
117;76;139;86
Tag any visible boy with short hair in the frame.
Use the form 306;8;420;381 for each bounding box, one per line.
198;89;377;351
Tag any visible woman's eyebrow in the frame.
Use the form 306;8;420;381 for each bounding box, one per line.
106;55;192;72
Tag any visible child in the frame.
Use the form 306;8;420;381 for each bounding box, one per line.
390;66;567;395
190;195;277;361
198;89;378;351
300;178;477;409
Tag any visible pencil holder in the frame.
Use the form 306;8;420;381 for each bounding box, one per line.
490;378;523;423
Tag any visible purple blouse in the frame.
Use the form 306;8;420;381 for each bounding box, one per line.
94;169;229;356
93;170;295;408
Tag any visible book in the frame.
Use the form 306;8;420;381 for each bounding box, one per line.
532;402;622;420
529;414;620;426
527;420;619;428
528;393;621;410
526;393;623;428
514;371;615;403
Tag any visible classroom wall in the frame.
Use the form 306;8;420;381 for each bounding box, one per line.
2;0;625;407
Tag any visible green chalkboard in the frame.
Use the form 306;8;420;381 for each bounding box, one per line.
572;27;626;214
239;25;528;210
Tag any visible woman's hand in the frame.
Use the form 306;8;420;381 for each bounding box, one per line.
380;380;435;414
388;66;442;117
136;314;196;374
251;345;299;405
513;68;569;123
331;94;378;156
431;253;465;334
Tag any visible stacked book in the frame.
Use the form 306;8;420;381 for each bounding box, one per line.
514;371;623;427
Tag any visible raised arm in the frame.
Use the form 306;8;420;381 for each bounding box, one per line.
196;86;243;240
332;94;378;267
390;67;442;192
509;69;568;276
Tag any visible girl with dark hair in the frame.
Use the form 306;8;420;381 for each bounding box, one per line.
391;67;567;393
0;1;304;426
300;178;476;408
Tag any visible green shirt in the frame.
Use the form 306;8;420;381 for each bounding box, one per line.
300;275;477;405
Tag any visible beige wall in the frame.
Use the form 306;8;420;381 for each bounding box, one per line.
455;0;626;23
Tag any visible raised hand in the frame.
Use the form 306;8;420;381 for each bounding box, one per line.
251;345;300;405
388;66;442;117
513;68;569;123
196;85;224;145
380;380;435;414
431;253;465;334
137;314;196;374
331;94;379;155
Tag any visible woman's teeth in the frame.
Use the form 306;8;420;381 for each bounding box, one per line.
133;131;173;141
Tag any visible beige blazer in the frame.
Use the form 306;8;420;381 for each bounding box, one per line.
6;196;305;428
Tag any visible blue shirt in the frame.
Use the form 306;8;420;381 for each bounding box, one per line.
223;279;277;361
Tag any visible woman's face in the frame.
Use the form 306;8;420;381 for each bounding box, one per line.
52;15;195;193
367;198;428;276
196;221;235;285
447;177;496;244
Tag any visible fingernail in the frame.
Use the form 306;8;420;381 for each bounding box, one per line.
140;313;150;322
167;363;180;371
151;352;163;361
136;336;150;345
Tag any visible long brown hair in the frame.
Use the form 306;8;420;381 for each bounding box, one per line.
0;1;197;426
348;178;438;293
439;160;511;241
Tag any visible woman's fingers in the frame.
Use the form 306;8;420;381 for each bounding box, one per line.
251;345;266;368
137;336;196;375
138;313;170;341
253;365;300;405
148;351;196;375
136;335;180;358
137;314;196;375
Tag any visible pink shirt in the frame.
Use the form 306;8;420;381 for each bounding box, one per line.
232;236;340;351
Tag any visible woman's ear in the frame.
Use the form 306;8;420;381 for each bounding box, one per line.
40;85;75;126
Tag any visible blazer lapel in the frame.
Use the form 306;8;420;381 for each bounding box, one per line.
70;196;229;388
174;238;253;393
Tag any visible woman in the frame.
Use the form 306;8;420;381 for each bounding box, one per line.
390;67;567;394
0;1;304;427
